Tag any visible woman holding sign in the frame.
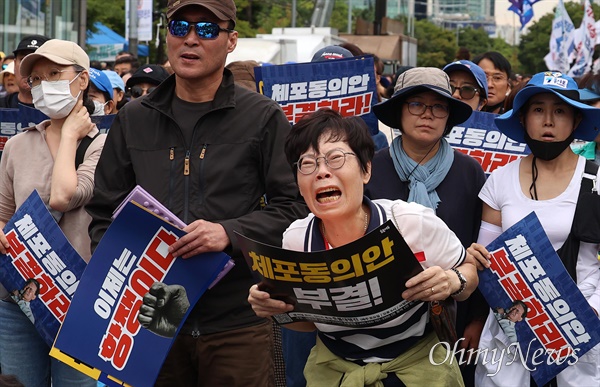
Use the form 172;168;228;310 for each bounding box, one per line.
470;72;600;386
366;66;489;387
0;40;103;387
248;108;479;386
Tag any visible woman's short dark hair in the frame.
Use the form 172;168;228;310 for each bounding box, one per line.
73;64;95;115
473;51;512;78
285;108;374;179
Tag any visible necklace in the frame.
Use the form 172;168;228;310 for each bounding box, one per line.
320;209;369;248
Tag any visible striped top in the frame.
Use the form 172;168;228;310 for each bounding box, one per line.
282;197;466;362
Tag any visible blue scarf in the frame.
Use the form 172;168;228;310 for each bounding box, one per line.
389;136;454;210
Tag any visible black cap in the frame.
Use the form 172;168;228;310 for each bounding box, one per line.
13;35;50;56
126;64;170;89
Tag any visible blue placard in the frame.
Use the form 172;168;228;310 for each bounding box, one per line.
254;56;380;136
478;212;600;386
51;201;231;387
447;110;530;175
0;190;87;347
0;105;115;153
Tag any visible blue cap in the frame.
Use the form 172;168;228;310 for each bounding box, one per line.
311;46;353;62
496;72;600;142
102;69;125;91
89;68;113;98
443;60;488;98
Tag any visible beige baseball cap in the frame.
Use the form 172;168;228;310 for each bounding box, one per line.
20;39;90;77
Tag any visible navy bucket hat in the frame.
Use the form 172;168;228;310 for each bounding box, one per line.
495;72;600;143
373;67;473;130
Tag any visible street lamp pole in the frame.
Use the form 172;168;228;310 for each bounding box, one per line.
348;0;352;34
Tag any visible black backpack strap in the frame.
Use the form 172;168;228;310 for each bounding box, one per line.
581;159;599;194
557;160;599;281
75;132;101;170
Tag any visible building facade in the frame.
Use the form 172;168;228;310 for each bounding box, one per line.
0;0;84;55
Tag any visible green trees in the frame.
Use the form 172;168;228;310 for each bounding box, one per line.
414;20;457;67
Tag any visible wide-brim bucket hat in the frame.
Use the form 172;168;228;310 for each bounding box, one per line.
496;71;600;143
373;67;473;129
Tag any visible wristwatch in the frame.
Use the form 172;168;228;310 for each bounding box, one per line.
450;268;467;297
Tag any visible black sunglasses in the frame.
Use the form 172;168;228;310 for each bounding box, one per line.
450;85;479;100
130;86;156;98
168;20;234;40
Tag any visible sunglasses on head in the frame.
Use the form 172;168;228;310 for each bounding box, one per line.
1;64;7;70
168;20;234;40
130;85;156;98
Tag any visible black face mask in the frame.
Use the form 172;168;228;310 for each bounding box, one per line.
524;131;575;161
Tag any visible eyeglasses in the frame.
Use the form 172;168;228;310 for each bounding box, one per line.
450;85;479;100
168;20;234;40
27;69;79;88
404;101;449;119
486;73;508;84
130;86;156;98
295;149;357;175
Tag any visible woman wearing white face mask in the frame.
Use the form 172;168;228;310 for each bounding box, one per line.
88;67;115;116
0;39;104;387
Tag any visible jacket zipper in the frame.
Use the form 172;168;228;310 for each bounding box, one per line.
183;149;191;223
182;128;197;224
197;144;207;205
169;147;175;209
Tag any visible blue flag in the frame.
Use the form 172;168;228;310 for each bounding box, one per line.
509;0;541;30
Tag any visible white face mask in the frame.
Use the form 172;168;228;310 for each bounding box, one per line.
32;72;82;119
92;100;107;116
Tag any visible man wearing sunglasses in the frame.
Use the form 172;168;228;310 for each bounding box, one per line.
443;60;488;112
86;0;307;386
125;64;169;99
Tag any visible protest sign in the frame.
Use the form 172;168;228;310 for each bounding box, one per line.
478;212;600;386
51;201;231;387
254;56;379;136
0;105;115;154
236;220;423;327
447;110;530;175
0;190;87;347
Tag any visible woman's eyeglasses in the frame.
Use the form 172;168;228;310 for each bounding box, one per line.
130;86;156;98
404;101;449;119
450;85;479;100
295;149;357;175
486;73;508;84
168;20;234;40
27;69;80;88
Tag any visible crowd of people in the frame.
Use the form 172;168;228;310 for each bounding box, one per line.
0;0;599;386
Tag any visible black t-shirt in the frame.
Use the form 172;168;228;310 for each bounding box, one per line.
171;95;212;146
